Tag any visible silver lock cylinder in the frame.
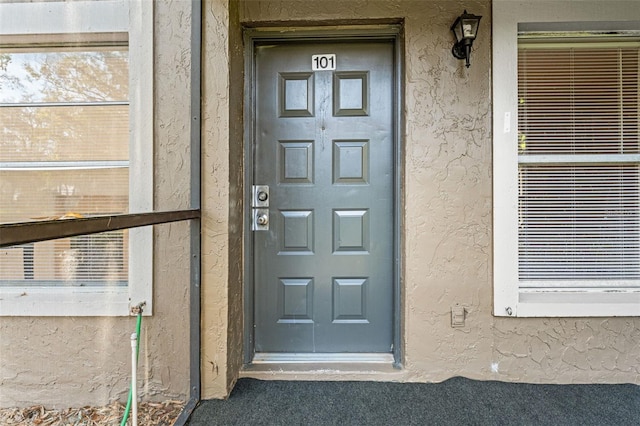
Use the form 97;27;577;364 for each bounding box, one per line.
252;185;269;207
252;208;269;231
257;213;269;225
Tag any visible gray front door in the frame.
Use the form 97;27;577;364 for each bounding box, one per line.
253;40;394;355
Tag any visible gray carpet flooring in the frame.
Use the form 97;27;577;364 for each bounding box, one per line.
186;377;640;425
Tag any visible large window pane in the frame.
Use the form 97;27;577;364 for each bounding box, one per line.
519;164;640;281
0;231;128;286
0;49;128;103
0;45;129;287
518;44;639;155
0;168;128;222
517;38;640;285
0;105;128;162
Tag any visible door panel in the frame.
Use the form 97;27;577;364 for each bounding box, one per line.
253;41;394;354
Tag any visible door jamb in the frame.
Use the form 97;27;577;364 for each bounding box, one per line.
242;24;404;368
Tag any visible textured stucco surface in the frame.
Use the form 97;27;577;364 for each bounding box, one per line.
198;0;640;399
201;0;233;400
0;0;191;408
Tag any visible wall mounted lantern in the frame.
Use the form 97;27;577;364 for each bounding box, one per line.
451;10;482;68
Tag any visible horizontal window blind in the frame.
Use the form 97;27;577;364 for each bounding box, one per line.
519;165;640;281
0;105;128;163
0;46;129;286
0;231;128;285
518;40;640;283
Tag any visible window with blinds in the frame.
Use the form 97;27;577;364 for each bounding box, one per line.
517;38;640;286
0;45;129;286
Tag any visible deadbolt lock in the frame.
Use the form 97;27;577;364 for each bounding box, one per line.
252;185;269;207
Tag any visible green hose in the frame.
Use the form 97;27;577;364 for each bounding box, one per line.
121;310;142;426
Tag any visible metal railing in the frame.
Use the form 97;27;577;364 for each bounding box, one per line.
0;210;199;248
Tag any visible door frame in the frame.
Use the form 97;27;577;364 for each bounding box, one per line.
242;24;404;367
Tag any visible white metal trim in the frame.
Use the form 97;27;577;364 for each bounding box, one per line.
1;161;129;170
519;40;640;49
0;101;129;108
253;353;395;364
0;286;130;316
128;0;154;315
0;0;128;36
519;154;640;164
492;2;520;317
518;288;640;317
520;280;640;289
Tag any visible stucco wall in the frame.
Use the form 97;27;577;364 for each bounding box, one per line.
199;0;639;400
201;0;233;400
0;0;191;408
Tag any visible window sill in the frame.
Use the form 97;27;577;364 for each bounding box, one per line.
0;286;134;316
511;288;640;317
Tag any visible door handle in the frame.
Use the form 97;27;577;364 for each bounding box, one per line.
252;208;269;231
257;213;269;226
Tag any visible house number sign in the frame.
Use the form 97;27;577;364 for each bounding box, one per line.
312;54;336;71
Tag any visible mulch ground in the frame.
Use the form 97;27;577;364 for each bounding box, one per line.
0;400;185;425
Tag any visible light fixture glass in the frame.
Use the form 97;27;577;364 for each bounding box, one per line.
451;10;482;68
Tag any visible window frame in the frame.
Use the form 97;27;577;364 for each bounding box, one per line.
492;0;640;317
0;0;153;316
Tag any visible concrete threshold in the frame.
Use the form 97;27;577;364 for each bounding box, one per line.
240;353;407;382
